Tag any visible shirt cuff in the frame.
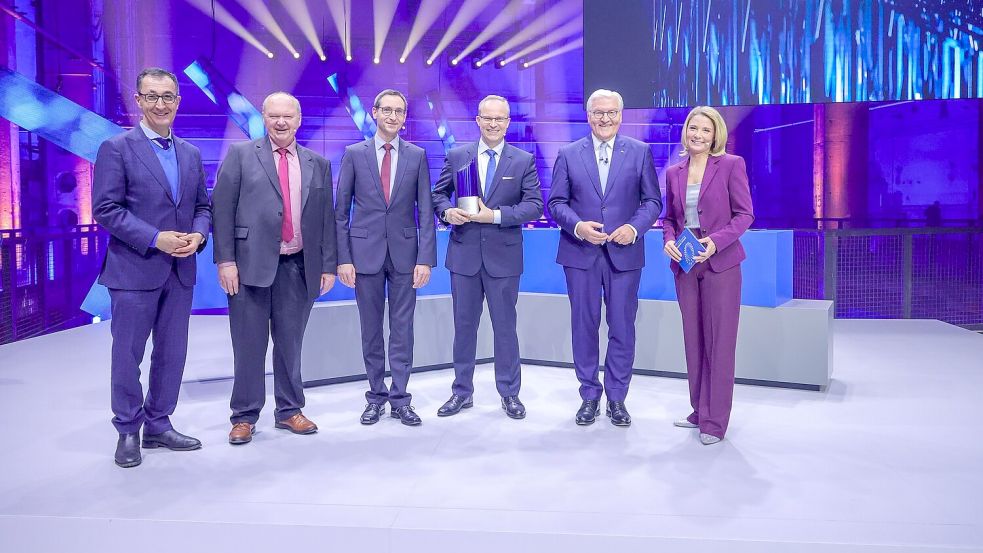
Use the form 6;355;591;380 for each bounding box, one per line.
573;221;586;240
628;224;639;244
218;261;237;268
493;209;501;225
150;231;159;249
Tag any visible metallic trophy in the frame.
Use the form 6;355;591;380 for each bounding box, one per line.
455;161;481;215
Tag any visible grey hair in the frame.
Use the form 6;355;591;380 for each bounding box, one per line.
478;95;510;116
374;89;408;109
262;91;302;114
585;89;624;111
136;67;179;94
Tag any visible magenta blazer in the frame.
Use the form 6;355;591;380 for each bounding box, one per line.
662;153;754;274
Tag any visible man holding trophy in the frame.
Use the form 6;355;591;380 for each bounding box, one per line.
431;95;543;419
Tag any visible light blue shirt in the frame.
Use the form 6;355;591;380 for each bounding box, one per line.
476;140;504;224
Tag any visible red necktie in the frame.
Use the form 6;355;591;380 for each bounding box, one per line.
381;143;393;204
276;148;294;242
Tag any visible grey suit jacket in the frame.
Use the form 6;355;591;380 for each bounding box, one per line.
212;137;337;299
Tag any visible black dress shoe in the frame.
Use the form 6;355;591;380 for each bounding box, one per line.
437;394;473;417
606;401;632;427
391;405;422;426
142;429;202;451
360;403;386;425
575;400;600;426
115;433;141;468
501;396;526;419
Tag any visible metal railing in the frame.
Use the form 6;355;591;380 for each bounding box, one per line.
0;225;107;344
793;227;983;328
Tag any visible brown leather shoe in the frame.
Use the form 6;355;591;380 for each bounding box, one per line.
274;413;317;435
229;422;255;445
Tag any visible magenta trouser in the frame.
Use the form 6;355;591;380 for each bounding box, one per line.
674;247;743;439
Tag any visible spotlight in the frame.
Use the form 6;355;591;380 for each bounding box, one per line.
266;52;274;59
470;55;483;69
425;58;433;66
373;57;380;64
399;57;406;64
495;57;507;68
517;59;530;70
346;55;353;62
293;52;301;59
319;54;327;61
449;57;459;67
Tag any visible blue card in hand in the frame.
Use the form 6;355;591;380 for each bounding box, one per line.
675;228;706;273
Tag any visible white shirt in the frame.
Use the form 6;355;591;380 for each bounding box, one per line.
374;135;400;188
461;140;503;224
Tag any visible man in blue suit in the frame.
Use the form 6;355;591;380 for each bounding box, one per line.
548;89;662;427
335;89;436;427
92;68;211;468
432;95;543;419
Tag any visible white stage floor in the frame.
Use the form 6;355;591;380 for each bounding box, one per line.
1;317;981;552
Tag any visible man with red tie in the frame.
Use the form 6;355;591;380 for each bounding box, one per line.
212;92;337;445
335;89;436;426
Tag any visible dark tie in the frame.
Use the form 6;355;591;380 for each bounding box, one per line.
484;149;497;200
153;137;172;150
276;148;294;242
381;143;393;204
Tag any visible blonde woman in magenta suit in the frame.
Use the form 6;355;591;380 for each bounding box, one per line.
663;106;754;445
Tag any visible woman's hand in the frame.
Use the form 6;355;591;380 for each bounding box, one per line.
664;240;682;262
694;236;717;263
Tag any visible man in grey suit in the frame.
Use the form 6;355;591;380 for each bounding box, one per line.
212;92;337;445
93;67;211;468
335;89;436;426
431;95;543;419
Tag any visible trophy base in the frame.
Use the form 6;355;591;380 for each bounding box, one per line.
457;196;480;216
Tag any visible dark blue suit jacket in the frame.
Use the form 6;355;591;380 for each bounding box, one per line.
92;127;211;290
548;134;662;271
335;137;436;274
432;142;543;277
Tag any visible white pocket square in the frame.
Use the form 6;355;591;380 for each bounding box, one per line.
502;176;515;180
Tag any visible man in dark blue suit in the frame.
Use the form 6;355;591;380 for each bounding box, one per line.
432;95;543;419
92;68;211;468
548;89;662;427
335;89;436;426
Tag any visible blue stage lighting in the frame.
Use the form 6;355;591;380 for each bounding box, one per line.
327;73;376;139
425;92;456;153
0;67;123;162
184;59;265;139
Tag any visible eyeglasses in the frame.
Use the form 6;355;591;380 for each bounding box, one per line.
478;116;509;124
138;93;178;104
589;110;620;120
376;107;406;117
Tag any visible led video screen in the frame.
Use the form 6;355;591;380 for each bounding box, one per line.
584;0;983;108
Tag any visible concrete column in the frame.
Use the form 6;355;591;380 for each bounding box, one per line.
0;10;20;229
813;102;868;229
37;0;95;226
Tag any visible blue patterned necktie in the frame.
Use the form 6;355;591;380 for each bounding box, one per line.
153;137;172;150
483;149;497;200
598;142;610;193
